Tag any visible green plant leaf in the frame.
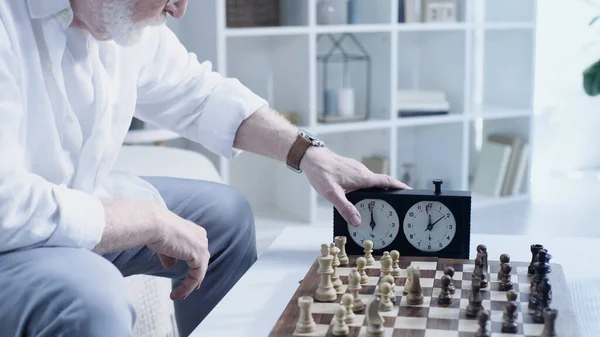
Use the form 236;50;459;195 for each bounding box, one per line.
583;59;600;96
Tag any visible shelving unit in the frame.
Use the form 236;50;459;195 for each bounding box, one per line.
176;0;538;224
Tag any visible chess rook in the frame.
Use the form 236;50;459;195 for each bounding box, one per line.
541;308;558;337
334;236;349;266
295;296;316;333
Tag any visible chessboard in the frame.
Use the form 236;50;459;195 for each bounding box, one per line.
268;240;579;337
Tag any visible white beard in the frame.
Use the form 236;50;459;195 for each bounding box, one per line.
101;0;166;46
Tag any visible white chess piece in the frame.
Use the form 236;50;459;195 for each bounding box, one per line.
332;305;349;336
315;244;337;302
356;257;369;284
365;297;384;337
348;268;365;312
341;293;356;324
403;266;413;295
378;282;394;312
295;296;316;333
335;236;349;266
329;243;343;293
380;274;396;303
390;250;401;277
406;266;424;305
363;240;375;265
380;251;393;276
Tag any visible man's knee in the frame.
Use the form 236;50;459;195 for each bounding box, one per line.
27;248;135;336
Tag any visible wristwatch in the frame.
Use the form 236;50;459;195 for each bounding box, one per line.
286;129;325;173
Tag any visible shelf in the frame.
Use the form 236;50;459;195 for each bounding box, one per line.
396;114;467;127
397;29;467;115
468;116;532;199
312;119;392;135
319;128;392;169
226;34;311;127
469;106;533;120
315;24;392;34
225;26;309;37
397;122;465;191
397;23;469;31
482;22;535;30
480;0;536;24
124;129;180;144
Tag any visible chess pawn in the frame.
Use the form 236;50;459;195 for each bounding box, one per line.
498;253;510;280
438;275;452;305
533;277;552;323
329;243;343;293
499;263;513;291
356;257;369;284
444;266;456;295
363;240;375;265
295;296;316;333
331;305;349;336
475;310;491;337
334;236;349;266
502;290;518;333
380;251;393;276
541;308;558;337
348;268;365;312
406;266;424;305
341;293;356;323
315;244;337;302
379;274;396;303
466;275;484;317
378;282;394;311
390;250;401;277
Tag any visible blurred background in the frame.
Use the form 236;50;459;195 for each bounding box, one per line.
121;0;600;242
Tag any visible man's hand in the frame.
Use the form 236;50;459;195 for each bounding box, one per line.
300;147;411;227
147;214;210;301
93;198;209;300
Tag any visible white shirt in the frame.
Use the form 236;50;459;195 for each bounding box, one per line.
0;0;268;253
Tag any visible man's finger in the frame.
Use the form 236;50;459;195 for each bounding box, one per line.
158;253;177;269
330;188;361;227
370;173;412;190
171;266;202;300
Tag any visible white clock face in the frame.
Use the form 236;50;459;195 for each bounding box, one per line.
403;201;456;252
347;199;400;250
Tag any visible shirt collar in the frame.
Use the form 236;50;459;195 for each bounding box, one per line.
27;0;71;19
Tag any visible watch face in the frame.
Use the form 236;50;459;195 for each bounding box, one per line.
402;201;456;252
348;199;400;250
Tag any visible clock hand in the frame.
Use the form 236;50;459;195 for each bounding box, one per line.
430;215;445;228
369;206;376;231
425;214;433;231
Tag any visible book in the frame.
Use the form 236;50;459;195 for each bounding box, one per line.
471;140;513;197
487;133;524;196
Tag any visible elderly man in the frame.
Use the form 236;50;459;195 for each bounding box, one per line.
0;0;409;336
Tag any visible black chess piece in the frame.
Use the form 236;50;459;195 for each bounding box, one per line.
541;308;558;337
475;310;491;337
438;275;452;305
444;266;455;295
466;275;484;317
476;245;488;288
533;277;552;323
502;290;518;333
530;249;551;310
498;253;510;280
529;244;544;275
499;263;513;291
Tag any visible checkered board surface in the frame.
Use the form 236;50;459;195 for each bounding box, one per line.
268;255;578;337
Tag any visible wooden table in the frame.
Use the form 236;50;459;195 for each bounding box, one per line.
192;226;600;337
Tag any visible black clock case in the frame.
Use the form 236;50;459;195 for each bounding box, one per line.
333;187;471;259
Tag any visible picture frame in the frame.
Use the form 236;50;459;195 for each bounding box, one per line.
423;0;458;22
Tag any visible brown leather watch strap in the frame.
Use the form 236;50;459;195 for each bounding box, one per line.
286;135;313;172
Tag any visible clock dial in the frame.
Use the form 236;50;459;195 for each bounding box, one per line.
402;201;456;252
348;199;400;250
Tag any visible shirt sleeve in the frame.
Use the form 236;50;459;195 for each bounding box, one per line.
0;17;106;252
134;25;268;159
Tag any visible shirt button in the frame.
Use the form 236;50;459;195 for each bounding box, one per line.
60;9;71;21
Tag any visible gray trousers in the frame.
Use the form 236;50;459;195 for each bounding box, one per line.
0;176;257;337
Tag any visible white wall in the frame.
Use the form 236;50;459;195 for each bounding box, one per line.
532;0;600;180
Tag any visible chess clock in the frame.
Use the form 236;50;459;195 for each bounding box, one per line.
333;179;471;259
